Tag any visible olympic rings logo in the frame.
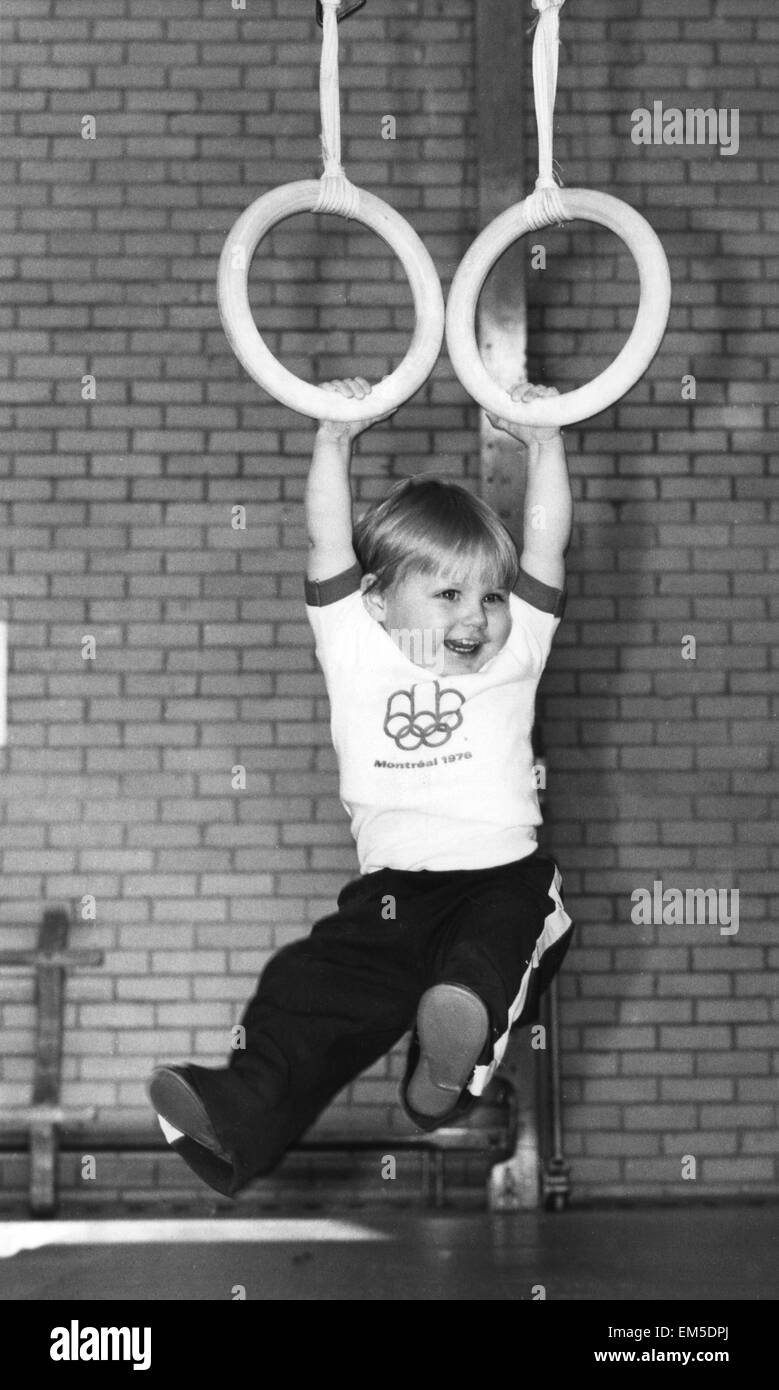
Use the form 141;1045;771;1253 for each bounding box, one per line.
383;681;465;751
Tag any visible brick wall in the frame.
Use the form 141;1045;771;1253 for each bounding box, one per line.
525;0;778;1198
0;0;776;1205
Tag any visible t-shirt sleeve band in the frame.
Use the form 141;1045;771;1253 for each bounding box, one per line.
304;561;363;607
516;567;567;619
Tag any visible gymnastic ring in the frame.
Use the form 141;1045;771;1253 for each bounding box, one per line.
445;188;672;429
217;180;445;422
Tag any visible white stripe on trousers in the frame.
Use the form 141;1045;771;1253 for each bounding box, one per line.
466;862;572;1097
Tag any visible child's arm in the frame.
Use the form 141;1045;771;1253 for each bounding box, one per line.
305;378;390;584
488;384;572;591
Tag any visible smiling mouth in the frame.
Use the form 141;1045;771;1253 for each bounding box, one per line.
444;639;482;656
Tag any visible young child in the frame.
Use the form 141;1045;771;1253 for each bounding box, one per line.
148;379;574;1197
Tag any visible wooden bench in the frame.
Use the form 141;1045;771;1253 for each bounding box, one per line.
46;1075;518;1211
0;908;104;1216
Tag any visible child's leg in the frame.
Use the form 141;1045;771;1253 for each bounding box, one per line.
150;869;423;1196
403;852;573;1122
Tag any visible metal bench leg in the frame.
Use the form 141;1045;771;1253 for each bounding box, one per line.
420;1150;432;1206
433;1152;445;1209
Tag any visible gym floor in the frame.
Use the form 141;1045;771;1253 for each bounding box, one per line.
1;1205;775;1301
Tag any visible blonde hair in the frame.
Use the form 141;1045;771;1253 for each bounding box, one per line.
353;477;519;594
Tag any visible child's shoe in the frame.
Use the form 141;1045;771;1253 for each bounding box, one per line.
148;1064;230;1162
401;983;489;1132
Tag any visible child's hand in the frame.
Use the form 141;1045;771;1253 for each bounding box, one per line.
317;378;397;444
487;383;562;447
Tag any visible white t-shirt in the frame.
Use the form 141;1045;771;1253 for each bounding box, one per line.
304;564;565;874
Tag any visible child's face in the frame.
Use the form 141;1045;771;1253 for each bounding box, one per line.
362;564;512;675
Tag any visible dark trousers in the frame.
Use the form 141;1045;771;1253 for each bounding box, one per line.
180;850;573;1196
